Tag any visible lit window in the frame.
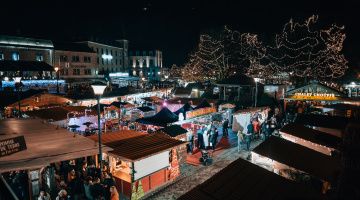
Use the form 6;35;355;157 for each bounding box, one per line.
0;53;4;60
36;54;43;61
12;52;19;61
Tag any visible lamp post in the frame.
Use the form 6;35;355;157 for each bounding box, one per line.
254;78;260;107
54;67;59;94
14;77;22;118
91;82;107;172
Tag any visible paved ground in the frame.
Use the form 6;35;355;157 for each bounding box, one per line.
143;130;263;200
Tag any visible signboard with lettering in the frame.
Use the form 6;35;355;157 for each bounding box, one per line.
0;136;27;157
288;93;338;100
186;107;217;119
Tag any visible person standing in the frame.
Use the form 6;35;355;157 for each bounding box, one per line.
212;128;219;150
244;123;254;151
37;191;50;200
222;119;229;137
110;186;119;200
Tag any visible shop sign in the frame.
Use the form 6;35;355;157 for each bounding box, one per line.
290;93;337;100
186;107;217;119
0;135;27;157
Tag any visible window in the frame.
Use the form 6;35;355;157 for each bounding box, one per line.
149;51;153;56
106;49;108;54
0;52;4;60
73;68;80;75
115;51;117;56
72;56;80;62
96;48;99;53
12;52;19;61
101;49;104;54
65;69;69;75
97;57;99;64
84;69;91;75
115;59;118;65
36;54;43;61
110;50;113;55
60;55;68;62
84;56;91;63
101;58;104;65
143;51;146;56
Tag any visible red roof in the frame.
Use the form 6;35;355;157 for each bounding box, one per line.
89;130;186;161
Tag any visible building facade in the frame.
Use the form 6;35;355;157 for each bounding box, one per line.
78;40;129;75
54;42;99;79
0;35;54;79
129;50;163;81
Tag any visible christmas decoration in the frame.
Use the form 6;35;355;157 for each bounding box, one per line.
169;148;180;180
131;180;144;200
267;15;348;81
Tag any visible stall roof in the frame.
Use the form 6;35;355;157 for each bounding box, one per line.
295;114;349;131
142;96;163;103
253;136;340;182
136;106;154;112
166;98;218;106
0;89;47;108
26;106;96;121
285;82;346;98
0;60;54;71
194;99;211;110
280;123;342;150
0;119;112;173
157;125;187;137
179;157;322;200
89;130;185;161
136;107;179;127
174;87;192;96
173;102;193;115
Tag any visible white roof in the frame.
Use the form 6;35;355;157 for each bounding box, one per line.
0;119;112;173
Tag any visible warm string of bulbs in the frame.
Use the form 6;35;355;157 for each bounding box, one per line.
176;15;347;82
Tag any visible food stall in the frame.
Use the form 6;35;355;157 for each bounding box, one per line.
89;130;185;199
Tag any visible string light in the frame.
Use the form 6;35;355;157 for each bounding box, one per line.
267;15;348;80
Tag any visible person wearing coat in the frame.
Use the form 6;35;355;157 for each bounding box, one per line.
244;123;254;151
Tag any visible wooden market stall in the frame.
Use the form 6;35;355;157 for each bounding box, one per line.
252;136;340;194
89;130;186;199
179;156;322;200
0;119;112;199
280;123;342;155
294;114;348;138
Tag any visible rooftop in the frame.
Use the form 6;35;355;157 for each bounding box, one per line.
25;106;96;121
179;156;322;200
54;42;96;53
253;136;340;182
0;35;53;49
0;89;47;108
280;123;342;150
0;119;112;173
89;130;185;161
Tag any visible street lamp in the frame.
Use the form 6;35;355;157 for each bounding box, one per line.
14;77;22;118
54;67;59;94
91;82;107;172
254;78;260;107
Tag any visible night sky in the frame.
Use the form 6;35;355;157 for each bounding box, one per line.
1;0;359;68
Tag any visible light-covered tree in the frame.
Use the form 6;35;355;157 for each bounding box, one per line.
267;15;348;81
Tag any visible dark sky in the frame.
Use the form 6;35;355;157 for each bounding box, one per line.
1;0;359;68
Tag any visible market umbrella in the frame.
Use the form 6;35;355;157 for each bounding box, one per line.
83;122;93;127
68;124;80;129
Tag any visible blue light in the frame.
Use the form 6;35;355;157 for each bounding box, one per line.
1;79;65;88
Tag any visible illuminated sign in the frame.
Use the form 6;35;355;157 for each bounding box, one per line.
186;107;216;119
0;136;27;157
109;72;129;77
290;93;337;100
102;54;113;60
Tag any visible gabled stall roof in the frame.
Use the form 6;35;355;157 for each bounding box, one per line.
194;99;211;110
142;96;163;103
179;157;321;200
157;125;187;137
253;136;340;182
295;114;349;131
280;123;342;150
89;130;185;161
136;106;154;112
286;82;346;97
173;102;193;115
136;107;178;127
0;119;112;173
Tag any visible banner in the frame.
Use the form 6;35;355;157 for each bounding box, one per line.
0;136;27;157
186;107;217;119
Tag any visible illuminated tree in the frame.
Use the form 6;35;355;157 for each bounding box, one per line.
182;27;267;82
267;15;348;81
169;64;182;78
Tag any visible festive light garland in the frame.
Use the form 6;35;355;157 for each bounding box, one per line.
267;15;348;80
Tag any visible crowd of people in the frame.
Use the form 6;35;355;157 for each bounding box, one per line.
39;160;119;200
